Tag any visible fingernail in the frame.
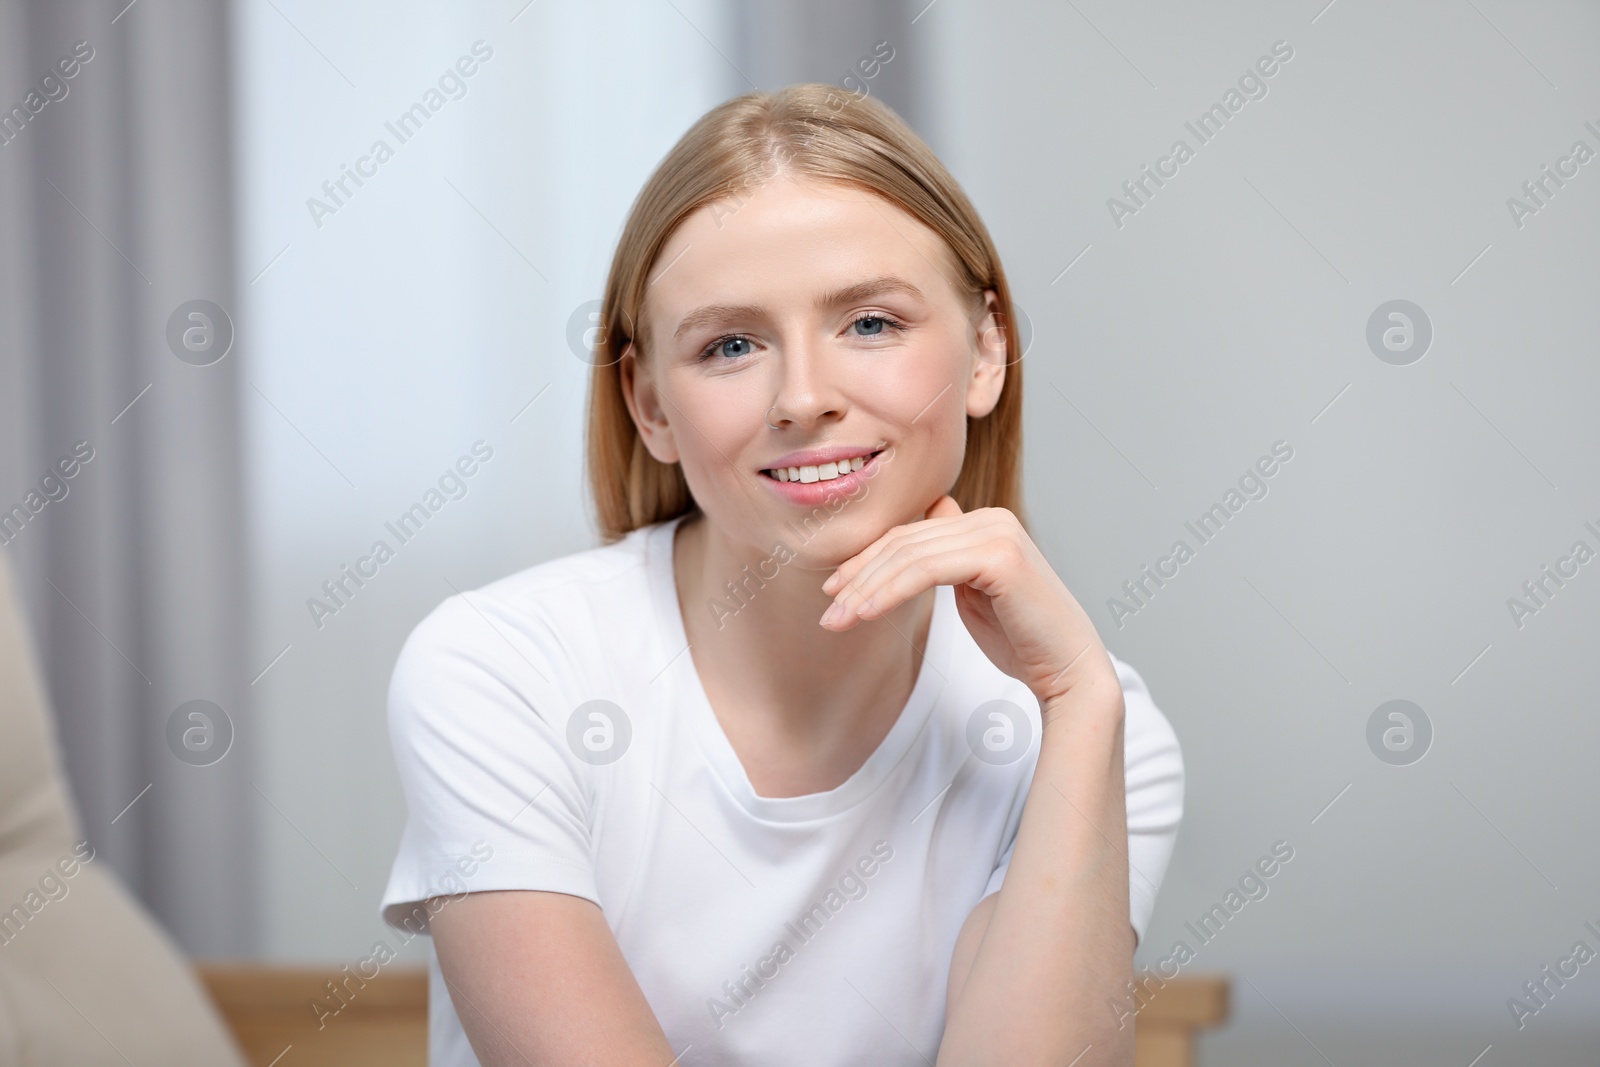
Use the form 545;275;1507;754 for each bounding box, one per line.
820;601;841;626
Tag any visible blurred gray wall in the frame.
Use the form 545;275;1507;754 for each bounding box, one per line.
732;0;923;132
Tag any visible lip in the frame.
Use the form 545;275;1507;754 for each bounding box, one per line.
759;448;888;506
762;444;886;470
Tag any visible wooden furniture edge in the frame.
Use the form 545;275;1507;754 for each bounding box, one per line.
196;961;429;1015
1132;971;1230;1026
193;963;1228;1042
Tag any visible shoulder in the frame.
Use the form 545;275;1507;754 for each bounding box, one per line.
388;523;666;725
400;523;659;659
1105;650;1185;810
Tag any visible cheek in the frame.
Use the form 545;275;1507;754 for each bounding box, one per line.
891;322;967;399
872;337;969;440
669;385;762;483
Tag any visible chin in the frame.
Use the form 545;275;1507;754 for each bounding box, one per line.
736;501;871;570
766;491;935;571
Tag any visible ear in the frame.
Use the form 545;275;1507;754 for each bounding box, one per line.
619;342;681;464
965;288;1006;420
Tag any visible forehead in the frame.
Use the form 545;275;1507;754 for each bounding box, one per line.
642;177;966;337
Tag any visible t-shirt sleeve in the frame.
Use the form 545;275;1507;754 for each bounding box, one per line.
980;653;1184;950
1113;654;1184;948
378;590;600;936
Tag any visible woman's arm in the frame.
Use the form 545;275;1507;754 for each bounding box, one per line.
938;685;1133;1066
430;889;682;1067
818;497;1138;1066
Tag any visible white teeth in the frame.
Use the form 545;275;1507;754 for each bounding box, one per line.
765;452;877;481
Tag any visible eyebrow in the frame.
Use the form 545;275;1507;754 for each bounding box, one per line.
671;275;927;342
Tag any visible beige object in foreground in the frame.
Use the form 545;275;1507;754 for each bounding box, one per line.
0;550;249;1065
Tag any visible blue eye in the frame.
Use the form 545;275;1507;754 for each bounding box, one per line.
850;313;906;338
695;333;758;363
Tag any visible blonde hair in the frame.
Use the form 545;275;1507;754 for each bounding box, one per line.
584;82;1026;543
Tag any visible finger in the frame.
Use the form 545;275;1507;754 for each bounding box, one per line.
924;494;963;520
820;511;969;596
822;512;980;599
834;523;990;613
836;509;1009;606
825;527;998;627
824;538;996;629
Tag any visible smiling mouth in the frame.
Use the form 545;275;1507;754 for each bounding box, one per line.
762;449;885;483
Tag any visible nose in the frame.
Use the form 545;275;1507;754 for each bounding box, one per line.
764;332;845;431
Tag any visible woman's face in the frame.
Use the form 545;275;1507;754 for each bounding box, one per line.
622;175;1006;568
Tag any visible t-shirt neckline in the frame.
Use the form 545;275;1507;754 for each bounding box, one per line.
646;512;952;823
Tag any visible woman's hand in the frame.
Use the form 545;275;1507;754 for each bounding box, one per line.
819;495;1120;712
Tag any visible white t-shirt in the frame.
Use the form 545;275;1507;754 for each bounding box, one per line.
379;512;1184;1066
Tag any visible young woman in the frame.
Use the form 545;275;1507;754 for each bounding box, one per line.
380;83;1183;1067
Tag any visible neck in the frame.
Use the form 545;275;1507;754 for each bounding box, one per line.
673;510;935;763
